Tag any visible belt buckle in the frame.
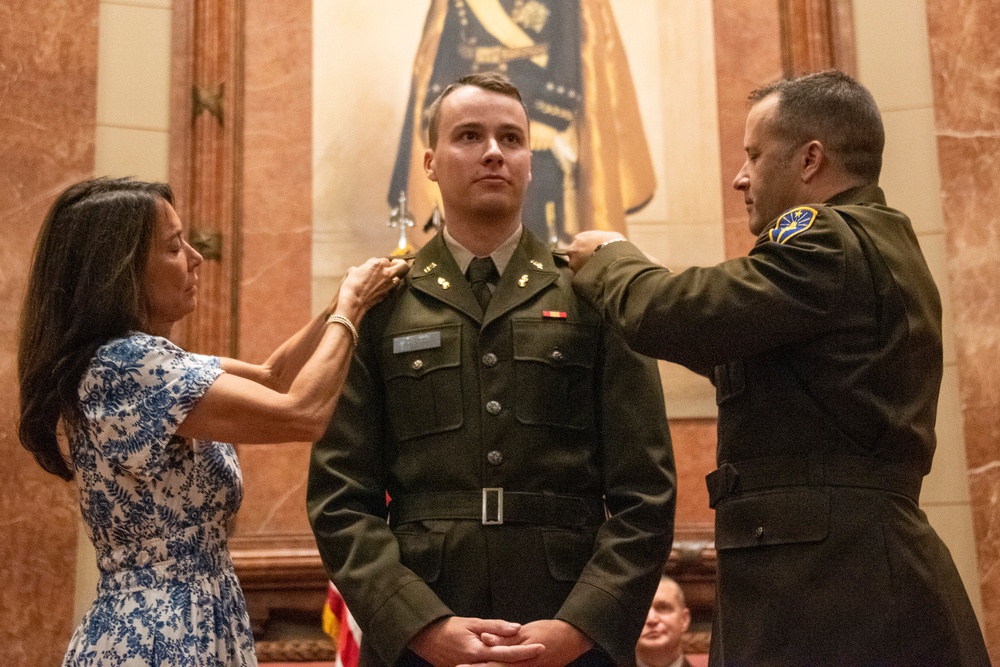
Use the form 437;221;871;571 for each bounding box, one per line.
482;488;503;525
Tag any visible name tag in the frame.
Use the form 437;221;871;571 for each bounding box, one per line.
393;331;442;354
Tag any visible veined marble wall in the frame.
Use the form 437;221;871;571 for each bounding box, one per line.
925;0;1000;659
712;0;784;259
0;2;99;664
853;0;986;634
230;0;315;542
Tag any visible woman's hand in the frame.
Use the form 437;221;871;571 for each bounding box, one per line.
333;257;409;322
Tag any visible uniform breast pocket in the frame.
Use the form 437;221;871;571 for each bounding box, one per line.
383;324;463;441
512;320;597;431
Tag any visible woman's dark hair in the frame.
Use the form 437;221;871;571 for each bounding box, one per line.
18;177;173;480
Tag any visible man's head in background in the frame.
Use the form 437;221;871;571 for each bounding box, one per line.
636;576;691;667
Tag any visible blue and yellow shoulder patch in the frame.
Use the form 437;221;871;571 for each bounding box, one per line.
769;206;817;244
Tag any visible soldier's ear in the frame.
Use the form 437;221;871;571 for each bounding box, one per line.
423;149;438;182
800;140;825;183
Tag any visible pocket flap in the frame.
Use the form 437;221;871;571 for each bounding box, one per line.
715;488;830;550
383;324;461;381
512;320;597;368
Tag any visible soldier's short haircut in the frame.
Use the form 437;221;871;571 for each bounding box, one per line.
750;69;884;182
425;72;529;149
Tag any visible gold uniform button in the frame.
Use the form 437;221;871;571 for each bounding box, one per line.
482;352;498;367
411;359;424;371
550;349;564;362
487;451;504;466
755;526;764;539
486;400;502;415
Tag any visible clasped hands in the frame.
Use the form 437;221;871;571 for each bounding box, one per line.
408;616;594;667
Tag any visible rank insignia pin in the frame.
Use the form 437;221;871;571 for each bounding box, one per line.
530;259;544;269
518;274;529;287
422;262;437;273
437;276;450;289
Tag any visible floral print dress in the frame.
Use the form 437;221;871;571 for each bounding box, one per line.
63;333;256;666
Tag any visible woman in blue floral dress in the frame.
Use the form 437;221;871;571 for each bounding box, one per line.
17;177;407;666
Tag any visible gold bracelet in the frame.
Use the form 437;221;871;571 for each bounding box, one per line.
325;313;359;347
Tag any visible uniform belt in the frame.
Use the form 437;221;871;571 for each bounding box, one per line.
706;454;923;508
388;490;606;528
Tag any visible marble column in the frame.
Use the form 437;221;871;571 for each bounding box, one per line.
926;0;1000;659
0;1;99;664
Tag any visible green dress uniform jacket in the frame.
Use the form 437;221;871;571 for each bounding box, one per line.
308;229;676;667
573;185;989;666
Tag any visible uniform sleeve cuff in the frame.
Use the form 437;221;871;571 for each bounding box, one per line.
556;580;642;665
367;579;453;666
572;239;641;303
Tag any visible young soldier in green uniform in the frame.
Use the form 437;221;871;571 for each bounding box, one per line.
567;70;989;666
308;72;676;667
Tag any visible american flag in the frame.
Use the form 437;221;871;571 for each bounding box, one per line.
323;581;361;667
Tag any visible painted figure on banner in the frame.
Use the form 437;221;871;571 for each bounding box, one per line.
388;0;655;248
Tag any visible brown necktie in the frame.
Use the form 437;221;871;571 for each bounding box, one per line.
466;256;499;314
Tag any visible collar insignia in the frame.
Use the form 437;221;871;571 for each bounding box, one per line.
530;259;544;269
422;262;437;273
769;206;817;244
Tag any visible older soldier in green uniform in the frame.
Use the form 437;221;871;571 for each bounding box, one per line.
568;70;989;666
308;72;676;667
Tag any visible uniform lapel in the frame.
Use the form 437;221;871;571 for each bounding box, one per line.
484;230;559;327
408;232;484;322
